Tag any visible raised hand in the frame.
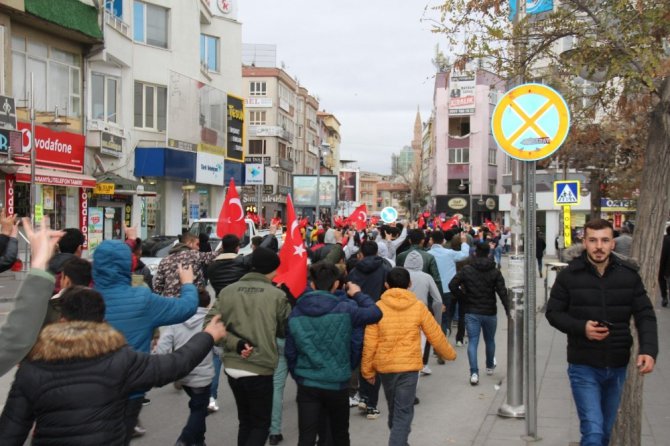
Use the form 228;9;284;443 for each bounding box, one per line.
24;216;64;271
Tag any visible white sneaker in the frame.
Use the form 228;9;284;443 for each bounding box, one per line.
486;367;495;376
456;341;464;347
349;394;360;408
420;365;432;376
208;397;219;412
470;373;479;386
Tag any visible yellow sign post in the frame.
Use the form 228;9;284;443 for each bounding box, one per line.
563;205;572;247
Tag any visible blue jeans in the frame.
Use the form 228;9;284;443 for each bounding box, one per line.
179;385;211;445
211;348;222;399
494;246;502;266
271;338;289;435
464;313;497;374
380;372;419;446
568;364;627;446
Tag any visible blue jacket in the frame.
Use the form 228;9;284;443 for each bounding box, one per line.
285;289;382;390
93;240;198;355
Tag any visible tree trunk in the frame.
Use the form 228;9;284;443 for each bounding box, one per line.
610;77;670;445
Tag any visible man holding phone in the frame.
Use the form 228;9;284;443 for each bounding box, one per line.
546;219;657;446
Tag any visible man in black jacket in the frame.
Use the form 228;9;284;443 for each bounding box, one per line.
449;242;508;386
546;218;657;446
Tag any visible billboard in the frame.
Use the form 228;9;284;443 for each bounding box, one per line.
510;0;553;20
338;169;359;202
448;72;476;115
292;175;338;207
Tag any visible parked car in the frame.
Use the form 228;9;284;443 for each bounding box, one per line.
188;218;259;255
139;235;180;277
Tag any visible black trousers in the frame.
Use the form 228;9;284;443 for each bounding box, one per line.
297;384;350;446
227;374;273;446
123;397;143;446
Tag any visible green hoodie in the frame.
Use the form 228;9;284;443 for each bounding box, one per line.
205;272;290;375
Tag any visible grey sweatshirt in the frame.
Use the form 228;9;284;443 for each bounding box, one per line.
404;250;443;320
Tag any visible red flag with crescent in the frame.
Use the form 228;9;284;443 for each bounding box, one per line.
370;216;380;226
346;204;368;231
485;218;497;232
216;178;246;238
417;215;425;229
441;215;460;231
273;194;307;297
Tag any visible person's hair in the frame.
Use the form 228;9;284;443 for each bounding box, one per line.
181;233;198;245
317;231;325;244
386;267;410;289
345;256;359;274
221;234;241;253
251;236;263;248
309;261;341;291
58;228;85;254
620;226;631;235
408;229;425;245
62;257;92;286
450;236;462;251
58;286;105;322
431;231;445;245
584;218;614;236
198;288;211;308
359;240;378;257
475;241;490;258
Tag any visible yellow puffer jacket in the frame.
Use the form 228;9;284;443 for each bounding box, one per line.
361;288;456;379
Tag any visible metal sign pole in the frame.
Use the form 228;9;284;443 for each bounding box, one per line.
524;161;538;440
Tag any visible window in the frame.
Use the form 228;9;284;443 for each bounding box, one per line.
11;35;81;115
134;1;168;49
488;147;497;165
249;111;266;126
134;81;167;131
278;142;288;159
448;148;469;164
200;34;219;72
105;0;123;18
448;117;470;137
248;140;266;155
488;179;497;194
91;73;119;123
249;81;266;96
297;125;303;138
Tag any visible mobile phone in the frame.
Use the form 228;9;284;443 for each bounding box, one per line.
596;320;613;328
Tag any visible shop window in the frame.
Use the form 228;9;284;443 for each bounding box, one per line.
249;81;266;96
11;35;81;116
92;73;119;123
134;81;167;131
200;34;219;72
133;1;169;49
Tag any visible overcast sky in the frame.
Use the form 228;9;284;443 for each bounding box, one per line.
238;1;444;174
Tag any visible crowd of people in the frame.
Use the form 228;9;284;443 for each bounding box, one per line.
0;211;662;446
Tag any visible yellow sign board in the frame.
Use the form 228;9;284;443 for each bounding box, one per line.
563;205;572;247
34;204;43;224
94;183;115;195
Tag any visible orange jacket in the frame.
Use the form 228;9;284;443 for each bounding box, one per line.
361;288;456;379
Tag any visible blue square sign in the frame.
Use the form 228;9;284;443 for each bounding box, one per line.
554;180;580;206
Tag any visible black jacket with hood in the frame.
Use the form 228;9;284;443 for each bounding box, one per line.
346;255;392;301
0;321;213;446
546;251;658;368
448;256;509;316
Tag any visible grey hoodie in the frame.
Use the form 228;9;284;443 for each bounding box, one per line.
156;307;214;388
404;250;443;319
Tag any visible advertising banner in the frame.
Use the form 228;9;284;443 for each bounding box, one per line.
245;163;264;185
195;150;225;185
79;188;88;249
226;94;245;162
88;206;104;252
293;175;338;207
14;122;85;172
338;170;358;202
448;72;476;115
510;0;553;20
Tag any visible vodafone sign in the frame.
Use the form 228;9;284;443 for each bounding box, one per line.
13;122;85;173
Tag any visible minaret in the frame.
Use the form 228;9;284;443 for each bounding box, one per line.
411;106;422;153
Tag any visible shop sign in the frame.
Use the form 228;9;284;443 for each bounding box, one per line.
245;98;273;108
226;94;245;162
168;138;197;152
195;151;224;185
100;132;123;158
94;183;115;195
15;122;85;173
125;204;132;228
245;162;264;185
600;198;635;211
4;175;14;215
0;96;17;130
448;197;468;210
264;185;273;194
15;171;96;188
449;72;476;115
34;204;43;224
0;129;21;154
79;189;88;249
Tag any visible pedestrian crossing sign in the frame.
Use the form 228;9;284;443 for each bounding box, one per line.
554;180;580;206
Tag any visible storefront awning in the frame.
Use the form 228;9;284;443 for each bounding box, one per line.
15;166;97;189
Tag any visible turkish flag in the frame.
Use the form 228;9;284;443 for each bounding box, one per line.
216;178;246;238
417;215;425;229
273;195;308;297
433;217;442;230
346;204;368;231
441;215;460;231
485;218;498;232
370;216;380;226
334;215;345;228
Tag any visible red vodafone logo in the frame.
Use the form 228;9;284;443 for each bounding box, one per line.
21;128;31;154
5;177;14;215
79;189;88;248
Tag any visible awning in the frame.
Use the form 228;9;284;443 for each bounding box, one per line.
15;166;96;189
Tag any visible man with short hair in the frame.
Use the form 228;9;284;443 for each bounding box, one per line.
613;225;633;258
396;229;442;290
48;227;85;294
546;218;658;446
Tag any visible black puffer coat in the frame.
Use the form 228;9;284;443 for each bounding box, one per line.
0;321;214;445
546;252;657;368
448;257;509;316
347;255;392;301
208;253;252;296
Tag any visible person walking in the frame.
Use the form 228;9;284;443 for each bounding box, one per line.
613;225;633;258
449;242;509;385
546;218;658;446
536;231;547;278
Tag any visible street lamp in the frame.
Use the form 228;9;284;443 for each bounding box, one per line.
315;143;330;224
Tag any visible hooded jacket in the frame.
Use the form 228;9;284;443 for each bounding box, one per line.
0;321;214;446
153;243;218;297
546;252;658;368
93;240;198;356
404;250;443;318
448;256;509;316
396;245;443;293
156;307;214;388
361;288;456;378
346;255;392;301
285;289;382;390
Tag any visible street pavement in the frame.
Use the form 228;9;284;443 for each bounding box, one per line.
0;256;668;445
